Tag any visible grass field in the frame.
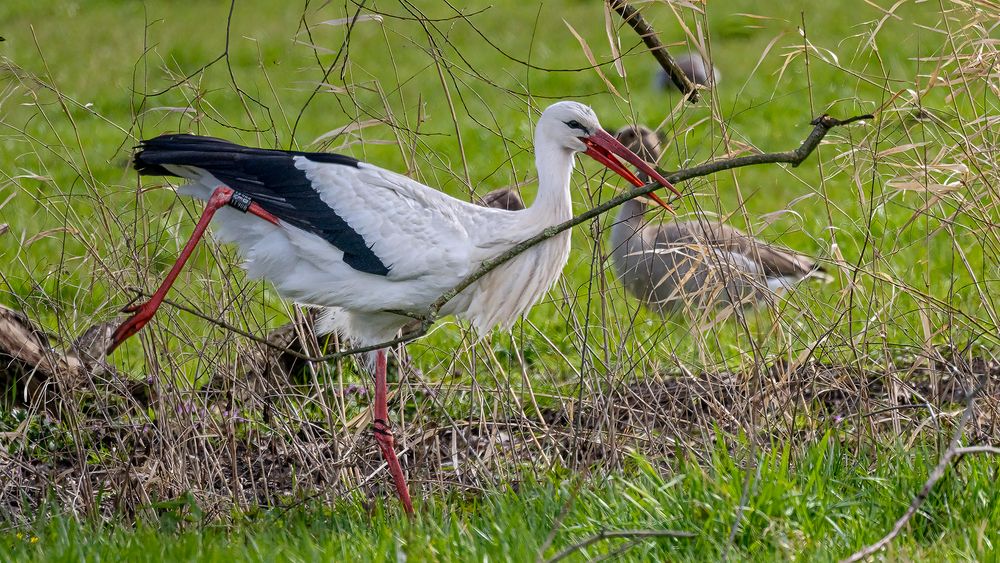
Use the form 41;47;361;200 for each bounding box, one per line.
1;0;998;560
4;439;998;561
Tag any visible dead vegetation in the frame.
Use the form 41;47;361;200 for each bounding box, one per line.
2;304;997;525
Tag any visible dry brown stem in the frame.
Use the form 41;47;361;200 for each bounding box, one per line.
606;0;699;101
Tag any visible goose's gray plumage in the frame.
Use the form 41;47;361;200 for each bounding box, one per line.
657;52;721;91
476;188;526;211
610;125;831;313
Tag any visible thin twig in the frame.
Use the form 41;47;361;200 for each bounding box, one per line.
839;373;989;563
289;0;368;146
535;478;585;563
668;113;872;182
545;530;698;563
130;291;425;361
952;446;1000;456
607;0;698;102
544;529;696;563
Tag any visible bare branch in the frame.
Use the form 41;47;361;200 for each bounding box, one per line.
666;114;873;182
839;374;990;563
155;112;870;361
952;446;1000;456
404;113;871;324
129;291;425;362
607;0;698;102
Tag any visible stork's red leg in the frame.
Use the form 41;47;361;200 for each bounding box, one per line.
107;186;280;354
373;348;415;517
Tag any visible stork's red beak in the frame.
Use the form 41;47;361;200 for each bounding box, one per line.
583;129;680;211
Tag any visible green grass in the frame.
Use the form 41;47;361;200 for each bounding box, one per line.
2;437;997;561
1;0;998;560
1;0;994;374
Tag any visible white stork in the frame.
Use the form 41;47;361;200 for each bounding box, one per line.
657;52;721;91
108;101;678;516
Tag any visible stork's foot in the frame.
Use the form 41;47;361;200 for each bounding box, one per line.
106;301;157;354
373;417;414;517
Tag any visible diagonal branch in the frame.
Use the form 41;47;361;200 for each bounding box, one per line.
227;112;870;362
137;114;871;362
665;113;872;181
839;371;990;563
607;0;698;102
399;113;872;322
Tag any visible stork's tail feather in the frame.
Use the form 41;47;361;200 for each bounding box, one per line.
133;135;247;177
132;134;360;178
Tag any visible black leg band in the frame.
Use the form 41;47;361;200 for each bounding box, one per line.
373;418;393;437
228;191;252;213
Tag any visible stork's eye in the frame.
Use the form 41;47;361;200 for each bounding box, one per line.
565;120;588;133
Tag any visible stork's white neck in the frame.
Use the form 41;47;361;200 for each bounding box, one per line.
527;135;575;225
457;132;576;335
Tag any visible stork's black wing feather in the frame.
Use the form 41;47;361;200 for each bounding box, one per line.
133;134;390;276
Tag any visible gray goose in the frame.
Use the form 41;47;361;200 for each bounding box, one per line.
610;125;831;313
476;187;525;211
657;51;721;91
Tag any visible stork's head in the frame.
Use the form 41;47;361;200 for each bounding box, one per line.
538;101;603;153
537;101;680;206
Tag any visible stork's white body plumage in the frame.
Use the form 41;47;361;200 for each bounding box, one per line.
111;102;677;517
170;119;575;345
